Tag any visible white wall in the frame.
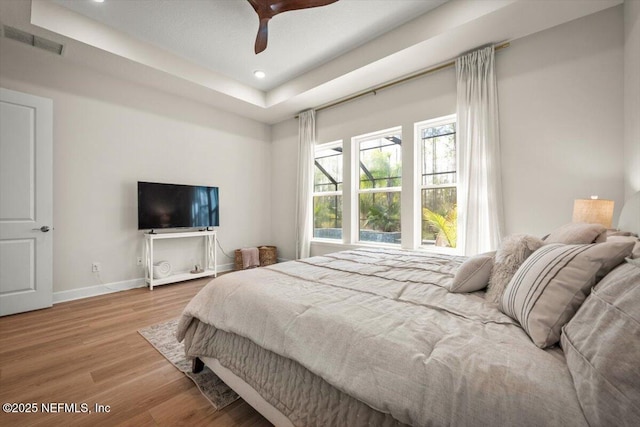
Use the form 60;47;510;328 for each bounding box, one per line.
624;0;640;199
0;39;272;293
271;6;626;259
499;5;624;234
271;119;299;261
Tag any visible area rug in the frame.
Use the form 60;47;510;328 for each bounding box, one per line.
138;318;239;411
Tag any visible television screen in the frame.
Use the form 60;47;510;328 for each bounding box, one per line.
137;181;219;230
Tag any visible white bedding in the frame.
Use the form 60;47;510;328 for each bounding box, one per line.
178;248;587;426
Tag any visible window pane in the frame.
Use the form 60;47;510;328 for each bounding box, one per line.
359;133;402;189
359;192;401;243
421;126;456;186
421;123;455;139
314;146;343;192
421;187;457;248
313;195;342;239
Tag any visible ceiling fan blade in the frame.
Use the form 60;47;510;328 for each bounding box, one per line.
270;0;339;15
247;0;261;13
254;18;269;54
246;0;339;54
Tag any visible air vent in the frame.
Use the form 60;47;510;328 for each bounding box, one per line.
2;25;64;55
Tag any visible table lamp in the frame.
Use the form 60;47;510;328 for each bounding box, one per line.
572;196;614;228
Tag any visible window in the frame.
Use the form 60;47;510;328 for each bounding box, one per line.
418;115;457;248
309;117;457;252
355;128;402;244
313;141;343;240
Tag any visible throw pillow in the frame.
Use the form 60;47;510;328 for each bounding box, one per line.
448;252;495;293
544;222;606;244
500;241;634;348
607;235;640;258
560;262;640;426
485;234;544;303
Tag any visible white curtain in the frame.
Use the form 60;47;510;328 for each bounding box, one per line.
456;46;505;255
296;110;315;259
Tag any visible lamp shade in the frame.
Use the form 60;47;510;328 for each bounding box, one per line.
572;199;614;228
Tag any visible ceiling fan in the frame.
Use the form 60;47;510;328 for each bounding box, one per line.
247;0;339;54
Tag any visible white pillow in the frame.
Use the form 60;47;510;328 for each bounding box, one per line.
448;252;495;293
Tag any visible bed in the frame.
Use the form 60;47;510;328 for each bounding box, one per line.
177;194;640;427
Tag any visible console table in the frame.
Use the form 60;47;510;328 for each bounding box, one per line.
143;230;217;290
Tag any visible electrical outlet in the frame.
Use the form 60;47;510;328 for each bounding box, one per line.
92;262;101;273
136;257;143;266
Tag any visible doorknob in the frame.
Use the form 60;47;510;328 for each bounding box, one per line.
32;226;51;232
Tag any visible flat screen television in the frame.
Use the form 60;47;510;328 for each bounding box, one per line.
137;181;219;230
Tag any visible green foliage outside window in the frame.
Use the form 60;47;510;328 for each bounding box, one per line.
360;192;400;233
422;205;457;248
359;140;402;235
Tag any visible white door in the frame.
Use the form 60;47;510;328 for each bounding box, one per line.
0;88;53;316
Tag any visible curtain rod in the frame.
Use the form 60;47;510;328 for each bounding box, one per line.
296;42;510;118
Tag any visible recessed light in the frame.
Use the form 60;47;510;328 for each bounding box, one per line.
253;70;266;79
94;0;105;3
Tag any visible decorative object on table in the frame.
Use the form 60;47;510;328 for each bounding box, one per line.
572;196;614;228
190;264;204;274
138;319;239;411
152;260;172;279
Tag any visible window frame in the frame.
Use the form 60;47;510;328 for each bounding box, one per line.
352;126;403;245
312;140;344;242
415;114;458;253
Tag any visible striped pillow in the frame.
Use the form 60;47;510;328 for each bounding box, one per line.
500;241;634;348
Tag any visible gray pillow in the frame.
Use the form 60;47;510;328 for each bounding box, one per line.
448;252;495;293
544;222;606;244
486;234;544;303
607;235;640;258
561;262;640;426
500;241;634;348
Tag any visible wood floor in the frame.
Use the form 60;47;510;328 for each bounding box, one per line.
0;278;272;427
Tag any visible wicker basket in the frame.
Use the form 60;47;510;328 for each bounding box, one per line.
234;246;278;270
234;250;243;271
259;246;277;266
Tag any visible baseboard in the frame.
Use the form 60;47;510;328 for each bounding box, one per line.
218;262;234;272
54;264;236;304
53;278;147;304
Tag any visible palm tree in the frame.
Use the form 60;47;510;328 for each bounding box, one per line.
364;201;400;232
422;205;457;247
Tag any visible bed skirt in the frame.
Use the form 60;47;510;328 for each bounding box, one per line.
183;318;407;427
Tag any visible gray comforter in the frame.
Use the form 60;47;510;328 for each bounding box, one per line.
177;248;587;426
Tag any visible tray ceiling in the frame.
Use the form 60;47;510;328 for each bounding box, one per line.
0;0;623;124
